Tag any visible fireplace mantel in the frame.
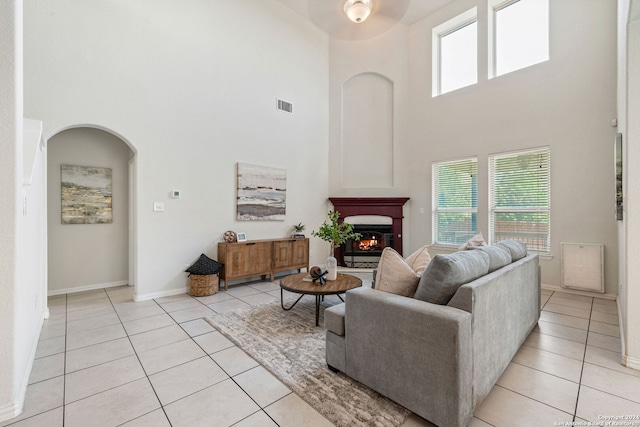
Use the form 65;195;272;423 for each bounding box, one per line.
329;197;410;265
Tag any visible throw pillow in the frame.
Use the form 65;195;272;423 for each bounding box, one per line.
376;247;422;297
404;245;432;274
185;254;223;276
413;250;490;305
468;245;512;272
458;232;487;251
496;239;528;262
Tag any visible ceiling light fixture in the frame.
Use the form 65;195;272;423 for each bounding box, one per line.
344;0;372;24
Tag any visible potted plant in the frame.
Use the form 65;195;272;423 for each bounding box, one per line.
311;211;361;280
292;222;306;238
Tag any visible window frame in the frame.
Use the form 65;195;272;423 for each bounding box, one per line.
432;7;478;97
488;0;550;79
432;157;479;246
488;146;551;253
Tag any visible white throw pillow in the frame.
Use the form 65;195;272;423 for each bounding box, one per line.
404;245;432;274
458;232;487;251
376;247;431;297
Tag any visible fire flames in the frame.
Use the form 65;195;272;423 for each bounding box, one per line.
358;237;380;251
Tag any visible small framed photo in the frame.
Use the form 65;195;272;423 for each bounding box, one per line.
237;232;247;242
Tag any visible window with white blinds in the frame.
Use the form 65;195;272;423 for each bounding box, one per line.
432;158;478;246
489;147;550;252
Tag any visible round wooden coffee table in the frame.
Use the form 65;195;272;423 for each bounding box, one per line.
280;272;362;326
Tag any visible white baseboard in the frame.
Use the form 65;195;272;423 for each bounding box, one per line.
0;400;21;424
622;354;640;371
1;310;46;424
134;287;188;302
541;283;617;300
618;298;626;358
17;314;44;414
48;280;128;296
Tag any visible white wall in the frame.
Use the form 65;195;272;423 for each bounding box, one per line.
406;0;618;292
0;1;21;419
327;1;618;291
327;25;413;254
618;0;630;353
15;133;48;415
341;73;395;188
47;128;132;294
623;0;640;368
1;0;47;421
24;0;330;300
329;24;412;199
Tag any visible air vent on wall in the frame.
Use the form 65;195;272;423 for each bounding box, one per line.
277;98;293;114
561;242;605;293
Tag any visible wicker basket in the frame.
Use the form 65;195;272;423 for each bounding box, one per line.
189;274;219;297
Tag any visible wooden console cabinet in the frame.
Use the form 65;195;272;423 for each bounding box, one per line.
218;238;309;290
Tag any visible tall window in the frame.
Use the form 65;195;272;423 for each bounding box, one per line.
489;147;550;252
432;8;477;96
489;0;549;77
432;158;478;246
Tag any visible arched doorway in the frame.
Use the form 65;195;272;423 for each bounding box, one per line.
46;126;137;296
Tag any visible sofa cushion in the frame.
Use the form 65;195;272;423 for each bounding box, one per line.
414;250;491;305
325;303;346;336
468;245;512;272
496;239;528;262
376;247;422;297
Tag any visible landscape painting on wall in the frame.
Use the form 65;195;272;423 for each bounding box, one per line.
61;164;113;224
237;163;286;221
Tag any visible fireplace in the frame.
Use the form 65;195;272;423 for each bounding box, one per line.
342;224;393;268
329;197;410;267
343;224;394;268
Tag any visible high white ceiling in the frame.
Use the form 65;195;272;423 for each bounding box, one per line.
276;0;455;29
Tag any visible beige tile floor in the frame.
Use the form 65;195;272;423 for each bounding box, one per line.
1;273;635;427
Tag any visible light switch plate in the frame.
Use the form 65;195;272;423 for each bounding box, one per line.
153;202;165;212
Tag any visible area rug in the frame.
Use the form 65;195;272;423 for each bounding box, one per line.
205;297;411;427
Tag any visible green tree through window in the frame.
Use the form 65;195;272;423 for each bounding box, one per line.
433;158;478;245
489;148;550;252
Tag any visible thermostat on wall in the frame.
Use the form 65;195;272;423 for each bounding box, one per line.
171;190;181;198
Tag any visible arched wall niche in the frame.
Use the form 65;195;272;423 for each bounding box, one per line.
341;72;394;188
46;124;137;295
46;123;137;155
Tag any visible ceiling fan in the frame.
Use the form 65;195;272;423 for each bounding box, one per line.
307;0;411;40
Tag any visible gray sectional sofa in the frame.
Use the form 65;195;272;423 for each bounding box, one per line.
325;241;540;427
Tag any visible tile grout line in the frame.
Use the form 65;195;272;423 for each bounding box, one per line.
161;288;293;425
482;291;585;423
519;342;584;362
62;293;69;427
508;359;582;385
571;293;594;423
9;284;291;427
185;280;307;425
156;292;284;426
537;318;589;332
491;384;574;419
107;291;175;426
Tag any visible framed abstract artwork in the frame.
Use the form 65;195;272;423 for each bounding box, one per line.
236;163;286;221
61;164;113;224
